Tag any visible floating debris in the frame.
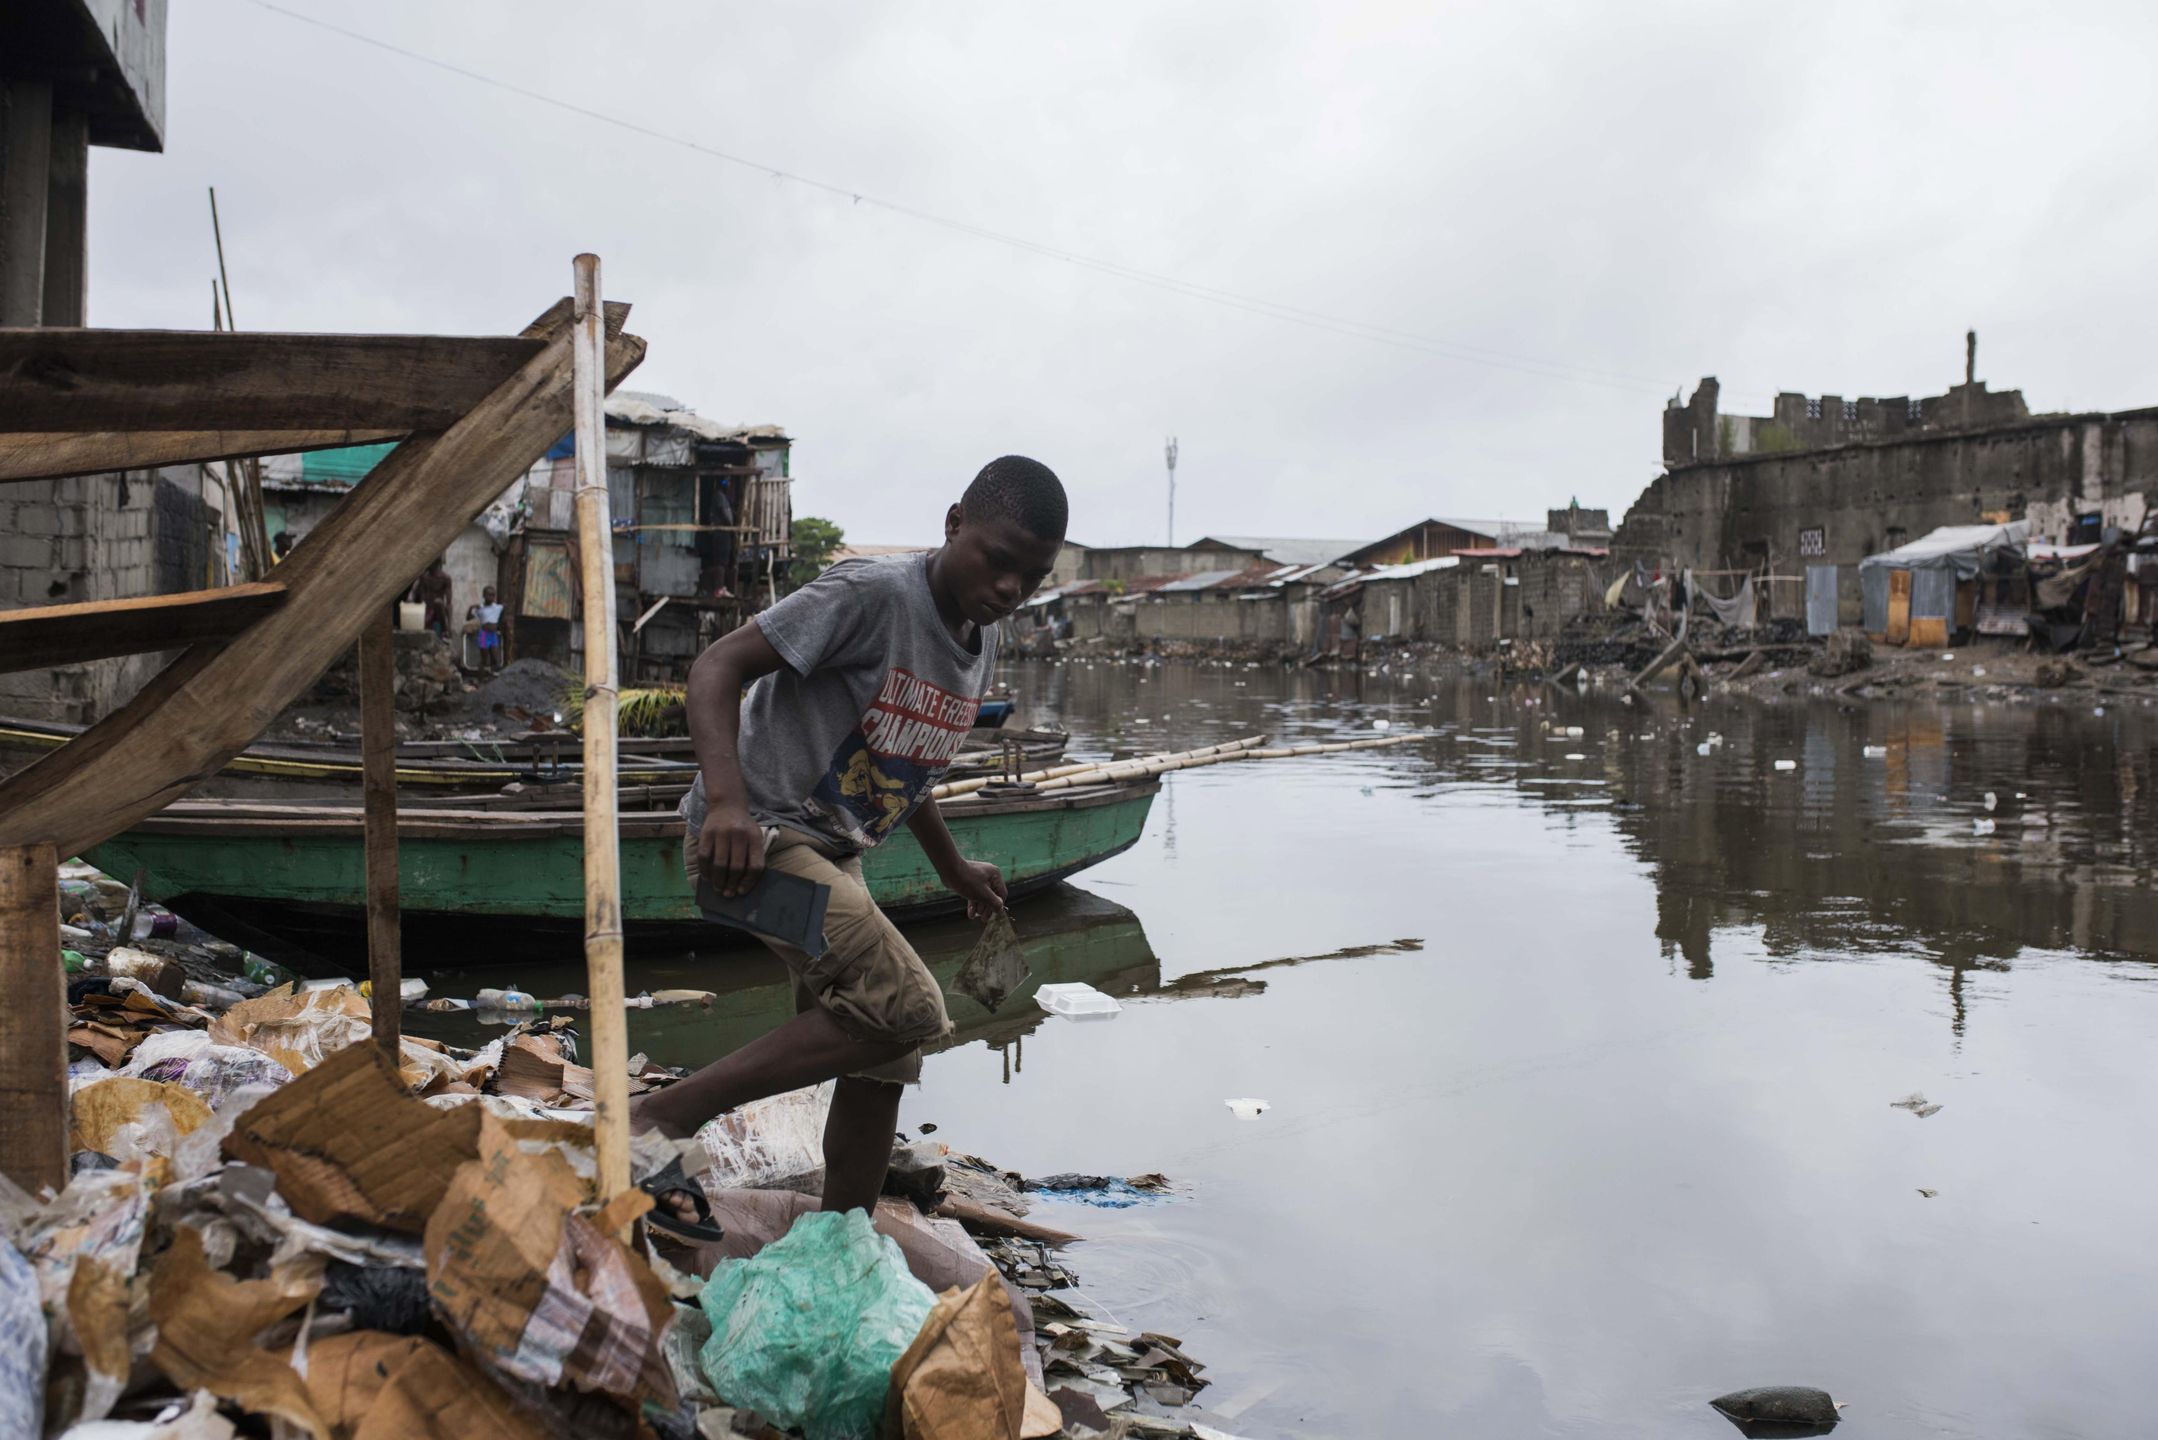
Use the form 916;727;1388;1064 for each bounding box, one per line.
954;909;1031;1013
1035;982;1122;1020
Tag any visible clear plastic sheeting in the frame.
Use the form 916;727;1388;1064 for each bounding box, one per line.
695;1082;834;1195
0;1237;44;1439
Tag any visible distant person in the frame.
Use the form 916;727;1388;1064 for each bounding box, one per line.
467;585;506;671
631;456;1067;1240
411;559;453;637
271;530;293;563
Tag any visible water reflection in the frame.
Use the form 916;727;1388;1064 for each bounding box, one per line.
413;884;1165;1066
1024;659;2158;985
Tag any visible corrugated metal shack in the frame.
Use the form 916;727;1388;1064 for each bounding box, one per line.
1321;546;1609;651
505;392;792;680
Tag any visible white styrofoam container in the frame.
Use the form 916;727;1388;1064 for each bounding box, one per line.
1034;982;1122;1019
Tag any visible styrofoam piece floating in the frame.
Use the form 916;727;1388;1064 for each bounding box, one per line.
1863;745;1888;758
1035;982;1122;1020
1224;1098;1269;1120
1773;759;1798;771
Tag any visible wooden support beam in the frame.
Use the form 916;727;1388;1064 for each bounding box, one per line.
358;613;402;1058
0;330;549;433
0;580;286;673
0;843;65;1196
572;255;633;1227
0;297;644;857
0;428;406;484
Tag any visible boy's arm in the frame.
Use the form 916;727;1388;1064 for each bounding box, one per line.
905;797;1008;919
686;621;789;896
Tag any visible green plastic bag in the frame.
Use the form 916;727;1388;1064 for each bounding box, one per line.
699;1208;935;1440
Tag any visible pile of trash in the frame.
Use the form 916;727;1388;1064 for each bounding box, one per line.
12;862;1233;1439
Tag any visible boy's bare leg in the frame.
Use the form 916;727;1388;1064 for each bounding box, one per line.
629;1006;909;1139
820;1075;904;1215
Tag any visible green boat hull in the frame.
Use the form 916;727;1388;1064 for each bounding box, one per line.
86;784;1156;971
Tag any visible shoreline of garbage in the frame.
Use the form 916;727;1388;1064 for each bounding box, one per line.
15;860;1238;1440
1026;627;2158;714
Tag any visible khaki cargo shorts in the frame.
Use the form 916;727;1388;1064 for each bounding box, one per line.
683;824;950;1085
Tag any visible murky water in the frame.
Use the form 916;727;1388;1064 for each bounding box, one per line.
434;660;2158;1438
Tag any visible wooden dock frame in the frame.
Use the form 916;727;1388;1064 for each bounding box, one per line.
0;273;646;1197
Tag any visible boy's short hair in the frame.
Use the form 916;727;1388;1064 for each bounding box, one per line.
963;456;1067;541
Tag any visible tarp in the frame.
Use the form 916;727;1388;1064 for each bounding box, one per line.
1858;521;2029;580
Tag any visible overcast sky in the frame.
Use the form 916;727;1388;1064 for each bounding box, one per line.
88;0;2158;547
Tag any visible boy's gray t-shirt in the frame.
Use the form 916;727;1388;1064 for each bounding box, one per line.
680;553;998;855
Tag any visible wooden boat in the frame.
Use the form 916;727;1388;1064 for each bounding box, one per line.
0;716;1068;801
84;777;1157;972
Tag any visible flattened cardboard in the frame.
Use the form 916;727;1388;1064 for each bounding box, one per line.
304;1330;548;1440
222;1044;483;1232
148;1226;326;1438
884;1270;1061;1440
425;1112;675;1408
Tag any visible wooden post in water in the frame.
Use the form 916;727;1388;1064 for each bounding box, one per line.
572;254;633;1222
0;843;65;1195
358;608;403;1057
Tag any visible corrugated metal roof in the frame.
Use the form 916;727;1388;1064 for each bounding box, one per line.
1360;555;1464;582
606;391;789;444
1193;535;1369;566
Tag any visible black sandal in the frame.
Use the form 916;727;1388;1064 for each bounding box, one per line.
637;1155;726;1244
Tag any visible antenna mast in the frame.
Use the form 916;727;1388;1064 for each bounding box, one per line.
1165;436;1178;547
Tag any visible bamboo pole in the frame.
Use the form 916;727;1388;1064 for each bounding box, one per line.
357;609;402;1058
931;735;1271;800
0;843;65;1195
572;254;632;1226
940;731;1430;798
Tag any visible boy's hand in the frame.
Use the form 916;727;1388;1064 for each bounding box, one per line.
944;859;1008;920
698;801;766;897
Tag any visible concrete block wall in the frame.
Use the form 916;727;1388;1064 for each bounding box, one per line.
1618;408;2158;579
1131;591;1288;644
0;470;199;723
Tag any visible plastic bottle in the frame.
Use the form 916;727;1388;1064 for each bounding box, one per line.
241;953;301;989
182;979;247;1009
129;910;180;941
475;985;539;1013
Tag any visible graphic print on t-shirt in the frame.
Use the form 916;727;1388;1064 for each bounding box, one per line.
811;666;981;841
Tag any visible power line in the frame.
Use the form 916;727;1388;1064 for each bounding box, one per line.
234;0;1707;398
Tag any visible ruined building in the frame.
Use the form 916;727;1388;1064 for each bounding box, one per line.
1614;335;2157;622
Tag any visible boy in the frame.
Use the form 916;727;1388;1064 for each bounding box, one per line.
633;456;1067;1223
467;585;505;671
